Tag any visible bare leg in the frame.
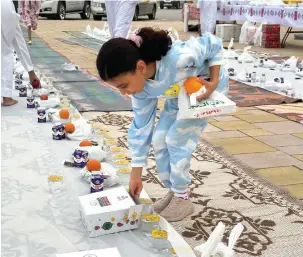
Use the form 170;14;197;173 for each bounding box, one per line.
2;97;18;106
28;26;32;44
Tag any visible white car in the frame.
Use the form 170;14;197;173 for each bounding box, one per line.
91;0;157;21
39;0;91;20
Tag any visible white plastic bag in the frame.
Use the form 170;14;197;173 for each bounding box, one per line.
65;119;93;141
239;21;257;45
280;56;298;72
238;46;255;63
77;146;107;161
253;23;263;47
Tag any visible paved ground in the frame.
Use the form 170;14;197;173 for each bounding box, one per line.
30;18;303;200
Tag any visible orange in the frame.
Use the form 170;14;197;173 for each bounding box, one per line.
184;77;203;94
86;160;102;172
59;109;70;119
79;140;92;147
64;123;75;134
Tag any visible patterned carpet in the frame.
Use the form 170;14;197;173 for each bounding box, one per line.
228;79;300;107
257;103;303;124
84;111;303;257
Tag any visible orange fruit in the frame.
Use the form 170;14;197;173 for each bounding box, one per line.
184;77;203;94
40;94;48;100
79;140;92;147
59;109;70;119
86;160;102;172
64;123;75;134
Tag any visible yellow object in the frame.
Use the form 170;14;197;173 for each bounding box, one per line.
104;140;118;146
119;168;132;174
141;214;160;222
283;0;302;4
115;160;130;165
139;198;153;204
111;217;116;222
72;113;81;119
164;83;180;97
151;230;168;239
113;153;127;159
104;135;115;140
171;248;176;255
96;130;109;135
110;147;123;152
48;175;63;182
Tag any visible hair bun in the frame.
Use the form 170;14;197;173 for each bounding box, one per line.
136;27;172;63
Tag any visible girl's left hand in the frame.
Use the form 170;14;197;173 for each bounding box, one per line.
196;77;218;102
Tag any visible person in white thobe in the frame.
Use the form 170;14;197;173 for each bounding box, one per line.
105;0;138;38
198;0;218;34
1;0;39;106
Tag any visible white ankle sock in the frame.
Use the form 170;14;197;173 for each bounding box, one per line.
174;192;189;200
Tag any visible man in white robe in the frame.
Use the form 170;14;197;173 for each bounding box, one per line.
105;0;138;38
198;0;218;34
1;0;39;106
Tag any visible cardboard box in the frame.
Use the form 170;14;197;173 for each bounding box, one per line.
261;41;280;48
178;86;236;120
79;186;152;237
216;24;242;42
262;33;280;41
262;24;280;33
56;248;121;257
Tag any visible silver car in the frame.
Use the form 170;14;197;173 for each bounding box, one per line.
91;0;157;21
39;0;91;20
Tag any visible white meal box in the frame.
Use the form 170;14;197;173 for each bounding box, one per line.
216;24;242;42
56;247;121;257
177;86;236;120
79;186;153;237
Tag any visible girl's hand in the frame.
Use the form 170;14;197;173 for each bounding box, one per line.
28;70;40;85
129;167;143;198
196;77;218;102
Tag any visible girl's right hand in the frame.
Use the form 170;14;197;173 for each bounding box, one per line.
129;167;143;198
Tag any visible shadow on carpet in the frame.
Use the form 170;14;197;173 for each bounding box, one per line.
228;79;301;107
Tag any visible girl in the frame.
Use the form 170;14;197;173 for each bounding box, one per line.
19;0;41;45
96;27;228;222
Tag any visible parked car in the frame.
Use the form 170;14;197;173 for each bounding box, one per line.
91;0;157;21
39;0;91;20
159;0;185;9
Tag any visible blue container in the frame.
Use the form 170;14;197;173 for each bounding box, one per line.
26;96;35;108
73;149;89;168
18;85;27;97
37;107;47;123
52;122;65;140
90;174;104;193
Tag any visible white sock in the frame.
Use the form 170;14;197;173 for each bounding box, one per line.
174;192;189;200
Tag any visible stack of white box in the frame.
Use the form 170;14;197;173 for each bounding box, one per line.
216;24;242;42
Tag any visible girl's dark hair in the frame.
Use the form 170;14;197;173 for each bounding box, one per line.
96;27;172;81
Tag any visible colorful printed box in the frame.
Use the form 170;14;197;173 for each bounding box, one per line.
261;41;281;48
56;248;122;257
79;186;152;237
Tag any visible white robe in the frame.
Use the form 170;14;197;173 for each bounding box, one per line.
1;0;33;97
105;0;137;38
198;0;218;34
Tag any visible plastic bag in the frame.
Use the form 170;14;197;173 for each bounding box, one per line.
280;56;298;72
239;21;257;45
61;63;79;71
238;46;255;63
77;146;107;161
253;23;263;47
65;119;93;141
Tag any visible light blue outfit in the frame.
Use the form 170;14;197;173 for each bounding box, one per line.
128;33;229;193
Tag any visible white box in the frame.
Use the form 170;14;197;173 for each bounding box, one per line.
178;86;236;120
56;248;121;257
79;186;152;237
216;24;242;42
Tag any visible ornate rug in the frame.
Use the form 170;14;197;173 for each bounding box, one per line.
84;111;303;257
228;79;301;107
257;103;303;124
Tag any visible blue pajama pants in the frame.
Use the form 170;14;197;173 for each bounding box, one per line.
152;99;207;194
